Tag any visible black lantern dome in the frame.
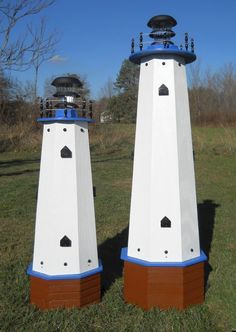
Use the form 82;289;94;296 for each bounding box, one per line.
52;76;82;98
147;15;177;45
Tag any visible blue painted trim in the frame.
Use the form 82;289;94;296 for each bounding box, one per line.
129;44;196;65
38;108;95;123
120;247;207;267
38;117;95;123
27;260;103;280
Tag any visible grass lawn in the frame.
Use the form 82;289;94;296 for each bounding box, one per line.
0;125;235;332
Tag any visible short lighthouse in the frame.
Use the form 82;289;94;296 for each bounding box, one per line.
27;76;102;309
121;15;207;310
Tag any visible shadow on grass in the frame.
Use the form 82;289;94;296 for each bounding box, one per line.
98;227;128;294
0;158;40;177
0;158;40;168
0;168;39;177
92;155;132;164
198;199;220;290
98;199;219;295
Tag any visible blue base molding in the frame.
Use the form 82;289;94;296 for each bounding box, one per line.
27;260;103;281
121;248;207;268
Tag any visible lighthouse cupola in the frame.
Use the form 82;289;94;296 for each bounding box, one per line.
130;14;196;65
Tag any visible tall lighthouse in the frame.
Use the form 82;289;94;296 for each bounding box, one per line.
27;76;102;309
121;15;207;310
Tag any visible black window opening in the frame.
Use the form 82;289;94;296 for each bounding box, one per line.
60;235;72;247
61;146;72;158
161;216;171;228
159;84;169;96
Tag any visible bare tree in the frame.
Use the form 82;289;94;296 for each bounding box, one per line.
0;0;55;70
29;17;58;100
96;78;116;122
188;61;203;122
99;78;115;99
43;75;56;98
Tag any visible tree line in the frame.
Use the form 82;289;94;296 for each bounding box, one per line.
97;60;236;126
0;1;235;129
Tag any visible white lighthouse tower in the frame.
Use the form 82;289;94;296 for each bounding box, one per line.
27;76;102;309
121;15;207;310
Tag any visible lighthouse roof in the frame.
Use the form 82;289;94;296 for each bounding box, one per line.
52;76;82;88
147;15;177;29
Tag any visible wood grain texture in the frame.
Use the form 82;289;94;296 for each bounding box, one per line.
30;273;101;309
124;261;204;310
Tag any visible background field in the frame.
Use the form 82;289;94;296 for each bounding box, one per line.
0;124;235;332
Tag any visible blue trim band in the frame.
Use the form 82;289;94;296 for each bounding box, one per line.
120;247;207;267
38;108;95;123
38;117;94;123
27;260;103;280
129;44;196;65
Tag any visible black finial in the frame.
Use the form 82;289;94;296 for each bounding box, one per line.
45;99;49;117
40;98;44;117
89;101;93;119
131;38;135;53
64;97;68;117
48;101;53;117
191;38;194;53
185;32;189;51
82;99;86;117
64;97;67;108
180;44;183;50
139;32;143;51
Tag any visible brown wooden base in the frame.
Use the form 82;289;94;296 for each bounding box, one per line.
30;273;101;310
123;261;204;310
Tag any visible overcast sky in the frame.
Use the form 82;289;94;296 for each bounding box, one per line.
12;0;236;98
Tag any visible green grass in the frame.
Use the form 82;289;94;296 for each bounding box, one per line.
0;125;236;332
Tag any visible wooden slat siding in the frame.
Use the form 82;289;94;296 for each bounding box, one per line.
182;263;204;307
30;279;100;298
80;274;100;284
48;294;100;309
79;292;101;306
124;261;148;309
123;261;205;310
47;286;100;301
30;274;101;309
48;290;100;306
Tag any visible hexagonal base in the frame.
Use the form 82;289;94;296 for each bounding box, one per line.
30;273;101;310
123;261;204;310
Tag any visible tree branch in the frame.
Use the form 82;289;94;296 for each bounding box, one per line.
0;0;56;70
